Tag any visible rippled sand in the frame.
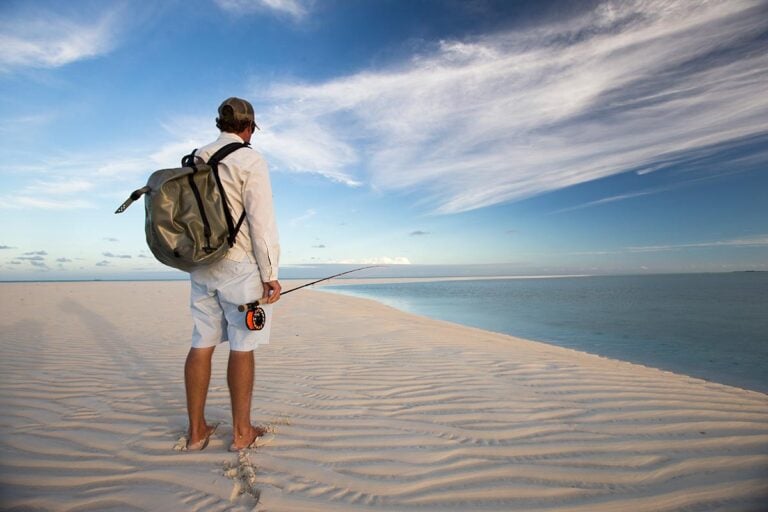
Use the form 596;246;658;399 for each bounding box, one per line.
1;281;766;511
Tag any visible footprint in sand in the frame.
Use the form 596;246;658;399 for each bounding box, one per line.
225;451;261;502
172;431;189;452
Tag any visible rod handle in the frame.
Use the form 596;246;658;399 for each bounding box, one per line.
237;300;262;312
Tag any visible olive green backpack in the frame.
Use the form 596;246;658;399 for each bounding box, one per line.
115;142;249;272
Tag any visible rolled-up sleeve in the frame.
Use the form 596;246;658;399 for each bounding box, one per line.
242;154;280;282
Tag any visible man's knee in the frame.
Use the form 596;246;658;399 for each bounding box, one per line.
228;349;254;366
186;346;216;364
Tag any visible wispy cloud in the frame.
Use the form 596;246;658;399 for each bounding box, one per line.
568;234;768;256
331;256;411;265
551;188;667;214
0;8;121;72
290;208;317;227
31;179;94;195
256;0;768;213
214;0;310;20
0;114;55;132
103;252;132;259
257;126;361;186
0;176;98;210
146;118;218;170
627;235;768;253
0;120;218;210
0;196;95;210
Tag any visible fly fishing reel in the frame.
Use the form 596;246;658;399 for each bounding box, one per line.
245;305;266;331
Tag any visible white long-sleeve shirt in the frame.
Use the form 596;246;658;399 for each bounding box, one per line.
194;132;280;282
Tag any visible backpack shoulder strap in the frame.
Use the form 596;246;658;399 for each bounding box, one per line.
207;142;249;166
206;142;250;246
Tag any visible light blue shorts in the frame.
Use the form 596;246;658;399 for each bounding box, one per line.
189;254;273;352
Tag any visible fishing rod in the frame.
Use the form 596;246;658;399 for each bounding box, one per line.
237;265;381;312
237;266;381;329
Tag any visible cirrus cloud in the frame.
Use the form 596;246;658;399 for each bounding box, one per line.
103;252;132;259
0;8;122;72
255;0;768;214
332;256;411;265
214;0;310;20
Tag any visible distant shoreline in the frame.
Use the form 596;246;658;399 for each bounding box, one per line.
0;270;764;284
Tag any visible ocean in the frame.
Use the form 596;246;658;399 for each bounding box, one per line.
325;273;768;394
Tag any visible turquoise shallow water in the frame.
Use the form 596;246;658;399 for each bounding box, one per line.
325;273;768;394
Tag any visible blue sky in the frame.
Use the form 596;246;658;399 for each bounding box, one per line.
1;0;766;280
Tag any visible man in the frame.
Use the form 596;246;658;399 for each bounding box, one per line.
184;97;281;451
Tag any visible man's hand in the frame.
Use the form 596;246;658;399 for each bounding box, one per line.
262;280;281;304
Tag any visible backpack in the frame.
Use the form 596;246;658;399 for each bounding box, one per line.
115;142;249;272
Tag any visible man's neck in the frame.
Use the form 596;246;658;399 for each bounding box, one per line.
223;128;251;144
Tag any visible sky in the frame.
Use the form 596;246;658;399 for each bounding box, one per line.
0;0;767;280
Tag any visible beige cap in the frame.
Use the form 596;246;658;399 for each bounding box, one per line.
218;97;259;130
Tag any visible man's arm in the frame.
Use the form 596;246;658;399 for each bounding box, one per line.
242;153;280;296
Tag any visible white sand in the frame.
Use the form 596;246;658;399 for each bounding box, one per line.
0;281;766;511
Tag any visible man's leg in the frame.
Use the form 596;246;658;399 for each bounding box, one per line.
228;349;263;449
185;346;216;445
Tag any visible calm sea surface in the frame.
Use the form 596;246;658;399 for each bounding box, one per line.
325;273;768;394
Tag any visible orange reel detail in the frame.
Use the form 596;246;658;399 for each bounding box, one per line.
245;306;266;331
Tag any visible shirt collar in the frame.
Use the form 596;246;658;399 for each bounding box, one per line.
217;131;245;144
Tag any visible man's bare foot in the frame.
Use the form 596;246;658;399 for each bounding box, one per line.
229;425;268;452
186;423;219;451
